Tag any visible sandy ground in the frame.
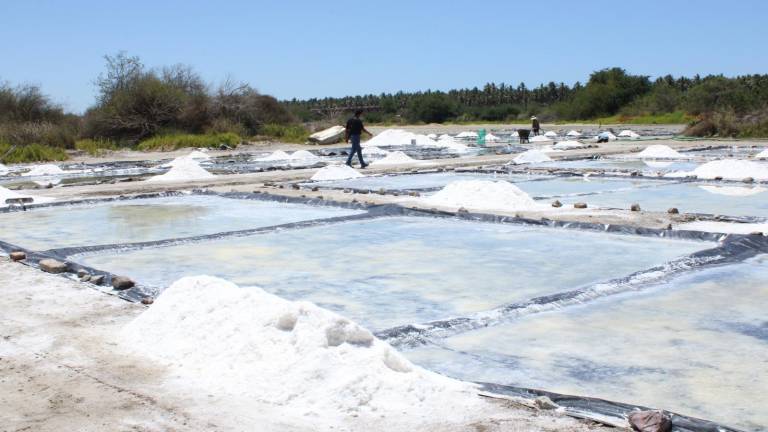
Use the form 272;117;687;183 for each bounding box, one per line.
0;258;616;432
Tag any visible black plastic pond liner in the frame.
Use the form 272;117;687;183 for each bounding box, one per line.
478;382;744;432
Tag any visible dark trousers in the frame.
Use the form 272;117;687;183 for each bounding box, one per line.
346;134;365;166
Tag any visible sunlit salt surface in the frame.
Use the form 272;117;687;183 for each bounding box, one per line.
558;182;768;217
404;256;768;431
530;159;699;172
306;172;546;191
0;195;363;250
80;216;705;329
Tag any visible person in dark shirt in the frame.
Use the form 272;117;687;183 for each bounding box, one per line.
345;110;373;168
531;116;541;136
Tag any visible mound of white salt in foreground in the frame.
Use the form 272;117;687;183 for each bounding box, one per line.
423;180;545;212
0;185;53;207
512;149;552;164
147;158;215;182
691;159;768;181
754;149;768;159
255;150;292;161
370;151;417;166
637;145;684;159
311;164;363;181
24;164;65;176
122;276;487;426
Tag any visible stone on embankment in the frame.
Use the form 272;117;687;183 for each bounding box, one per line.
628;410;672;432
630;203;641;212
573;202;588;209
89;275;105;285
111;276;135;290
667;208;679;214
39;259;67;274
551;200;562;208
9;251;26;262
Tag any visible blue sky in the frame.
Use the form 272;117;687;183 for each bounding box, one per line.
1;0;766;113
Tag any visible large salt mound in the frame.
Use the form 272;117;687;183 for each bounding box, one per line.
637;145;684;159
311;165;363;181
513;149;552;164
370;151;417;166
24;164;65;176
0;185;53;207
364;129;436;147
552;141;584;150
147;158;215;182
122;276;484;426
529;135;551;143
255;150;292;161
691;159;768;181
423;180;544;212
754;149;768;159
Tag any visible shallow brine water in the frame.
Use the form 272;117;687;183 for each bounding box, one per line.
0;195;362;250
80;216;706;329
558;182;768;218
529;159;700;173
404;256;768;431
306;172;546;191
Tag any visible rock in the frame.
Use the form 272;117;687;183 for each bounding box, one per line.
80;275;91;282
311;186;319;192
667;207;679;214
551;200;562;208
457;207;469;213
630;203;641;212
573;202;588;209
9;251;26;261
714;176;723;181
628;410;672;432
111;276;135;290
534;396;558;410
377;188;386;195
409;191;420;197
630;171;639;177
39;259;67;274
141;297;154;305
742;177;754;183
76;269;89;278
291;184;300;190
89;275;105;285
316;195;323;200
749;231;764;236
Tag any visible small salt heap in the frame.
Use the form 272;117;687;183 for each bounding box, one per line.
530;135;552;143
148;158;215;182
512;149;552;164
552;141;584;150
754;149;768;159
484;133;501;142
370;151;418;166
422;180;545;213
455;131;478;139
288;150;320;162
0;163;9;175
255;150;292;161
543;131;558;138
637;145;684;159
618;130;641;138
24;164;65;176
362;146;390;156
566;130;581;137
690;159;768;181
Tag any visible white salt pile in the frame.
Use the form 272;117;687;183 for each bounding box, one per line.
370;151;418;166
689;159;768;181
422;180;545;213
637;145;684;159
530;135;551;143
147;158;215;182
455;131;478;139
510;130;519;137
122;276;487;427
512;149;552;164
438;134;452;140
566;130;582;137
618;130;641;138
255;150;292;161
24;164;65;176
698;185;766;197
676;220;768;235
754;149;768;159
427;133;438;139
484;133;501;142
0;163;8;175
543;131;558;138
435;136;469;152
362;146;389;156
288;150;320;162
310;164;363;181
364;129;435;147
0;185;53;207
552;141;584;150
596;131;617;141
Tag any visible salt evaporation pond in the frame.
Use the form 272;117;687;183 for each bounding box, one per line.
0;195;362;250
529;158;699;173
405;256;768;431
306;172;546;191
80;216;706;329
558;182;768;218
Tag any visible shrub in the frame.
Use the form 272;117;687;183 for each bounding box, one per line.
406;93;459;123
75;138;119;156
0;142;69;164
258;124;309;143
0;122;76;148
136;133;241;151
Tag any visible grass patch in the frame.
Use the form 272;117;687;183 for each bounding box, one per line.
258;124;309;143
75;138;119;156
595;111;694;125
0;142;69;164
137;133;241;152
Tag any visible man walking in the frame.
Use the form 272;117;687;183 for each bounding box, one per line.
531;116;541;136
345;110;372;168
